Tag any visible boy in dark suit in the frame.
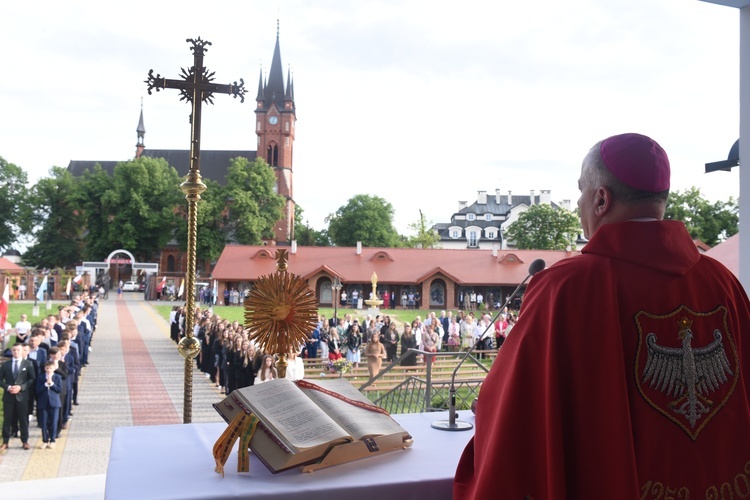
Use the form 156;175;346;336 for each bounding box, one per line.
1;343;36;450
36;360;62;449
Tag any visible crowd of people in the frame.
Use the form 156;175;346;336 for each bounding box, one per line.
163;304;515;396
1;292;98;451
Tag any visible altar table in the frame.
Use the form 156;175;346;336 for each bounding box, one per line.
105;410;475;500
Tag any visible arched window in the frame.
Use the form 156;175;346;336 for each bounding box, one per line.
266;144;279;166
167;255;176;273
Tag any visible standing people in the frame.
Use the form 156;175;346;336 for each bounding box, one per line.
384;323;399;362
328;329;343;361
346;324;362;369
364;333;386;378
35;360;62;449
400;324;417;367
455;133;750;498
254;355;277;385
1;344;36;450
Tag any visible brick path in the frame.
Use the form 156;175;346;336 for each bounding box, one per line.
0;295;225;497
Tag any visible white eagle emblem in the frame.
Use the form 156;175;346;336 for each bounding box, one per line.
642;317;734;428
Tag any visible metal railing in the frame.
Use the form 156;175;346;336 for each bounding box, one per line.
358;348;490;414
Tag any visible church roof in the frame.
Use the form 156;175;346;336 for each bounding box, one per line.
67;149;257;185
212;245;578;286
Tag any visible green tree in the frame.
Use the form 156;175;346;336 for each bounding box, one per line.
294;205;331;246
73;164;115;260
22;167;83;268
175;178;228;265
326;194;401;247
664;187;738;247
74;158;183;261
0;156;29;252
405;210;441;248
225;157;285;244
505;204;580;250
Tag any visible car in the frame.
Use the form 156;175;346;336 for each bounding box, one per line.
138;282;147;292
121;281;139;292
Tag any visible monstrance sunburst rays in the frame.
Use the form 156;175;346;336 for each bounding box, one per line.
244;250;318;377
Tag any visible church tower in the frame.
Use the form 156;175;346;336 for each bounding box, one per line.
256;24;296;244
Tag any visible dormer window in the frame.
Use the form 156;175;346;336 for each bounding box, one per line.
451;230;460;239
485;213;492;221
467;213;476;221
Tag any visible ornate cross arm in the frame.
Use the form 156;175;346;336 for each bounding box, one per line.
145;69;246;104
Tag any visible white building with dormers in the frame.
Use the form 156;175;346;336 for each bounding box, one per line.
432;189;577;250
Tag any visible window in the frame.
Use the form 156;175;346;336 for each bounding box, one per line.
468;231;478;247
485;213;493;221
451;230;460;239
467;213;476;221
486;231;496;239
267;144;279;166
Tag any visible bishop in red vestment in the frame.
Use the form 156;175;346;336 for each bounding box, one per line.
455;133;750;499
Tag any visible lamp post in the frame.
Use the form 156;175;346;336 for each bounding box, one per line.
332;276;342;323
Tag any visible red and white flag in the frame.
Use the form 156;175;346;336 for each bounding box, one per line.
73;274;83;284
0;279;9;328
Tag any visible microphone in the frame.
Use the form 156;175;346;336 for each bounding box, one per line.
432;258;546;431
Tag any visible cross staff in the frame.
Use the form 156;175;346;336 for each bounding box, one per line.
145;37;245;424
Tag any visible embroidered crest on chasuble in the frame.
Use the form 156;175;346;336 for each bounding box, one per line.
635;305;739;441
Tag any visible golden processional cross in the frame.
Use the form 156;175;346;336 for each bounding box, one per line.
145;37;246;423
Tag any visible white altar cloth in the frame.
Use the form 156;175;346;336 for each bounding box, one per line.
105;410;475;500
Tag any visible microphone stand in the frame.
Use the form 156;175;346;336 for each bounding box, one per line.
432;259;545;431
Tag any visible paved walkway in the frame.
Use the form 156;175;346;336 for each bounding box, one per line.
0;295;225;498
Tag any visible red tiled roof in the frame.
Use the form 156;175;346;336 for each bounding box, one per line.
0;257;24;273
212;245;580;285
704;233;739;278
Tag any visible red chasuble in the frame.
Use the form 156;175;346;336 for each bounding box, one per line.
454;220;750;499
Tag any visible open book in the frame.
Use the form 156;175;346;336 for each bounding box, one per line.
213;378;412;473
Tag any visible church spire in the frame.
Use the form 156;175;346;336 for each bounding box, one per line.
264;22;285;111
135;98;146;158
256;65;264;101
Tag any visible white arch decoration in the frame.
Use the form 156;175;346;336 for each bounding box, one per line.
80;249;159;278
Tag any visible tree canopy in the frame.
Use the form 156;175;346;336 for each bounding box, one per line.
294;205;330;246
326;194;400;247
225;157;285;245
405;210;441;249
21;167;82;268
664;187;738;247
504;204;580;250
0;156;29;252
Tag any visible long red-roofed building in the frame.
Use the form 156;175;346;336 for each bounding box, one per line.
211;244;580;309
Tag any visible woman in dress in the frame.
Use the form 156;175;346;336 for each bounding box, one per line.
400;323;417;367
422;323;439;366
364;332;386;378
254;354;277;384
384;323;399;362
319;323;330;360
447;316;461;351
346;323;363;369
460;315;475;350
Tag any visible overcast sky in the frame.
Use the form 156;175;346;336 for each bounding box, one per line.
0;0;742;235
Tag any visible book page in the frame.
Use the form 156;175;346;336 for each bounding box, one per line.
300;379;409;441
241;379;352;451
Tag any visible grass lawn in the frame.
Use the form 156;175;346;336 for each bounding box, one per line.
150;304;468;328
